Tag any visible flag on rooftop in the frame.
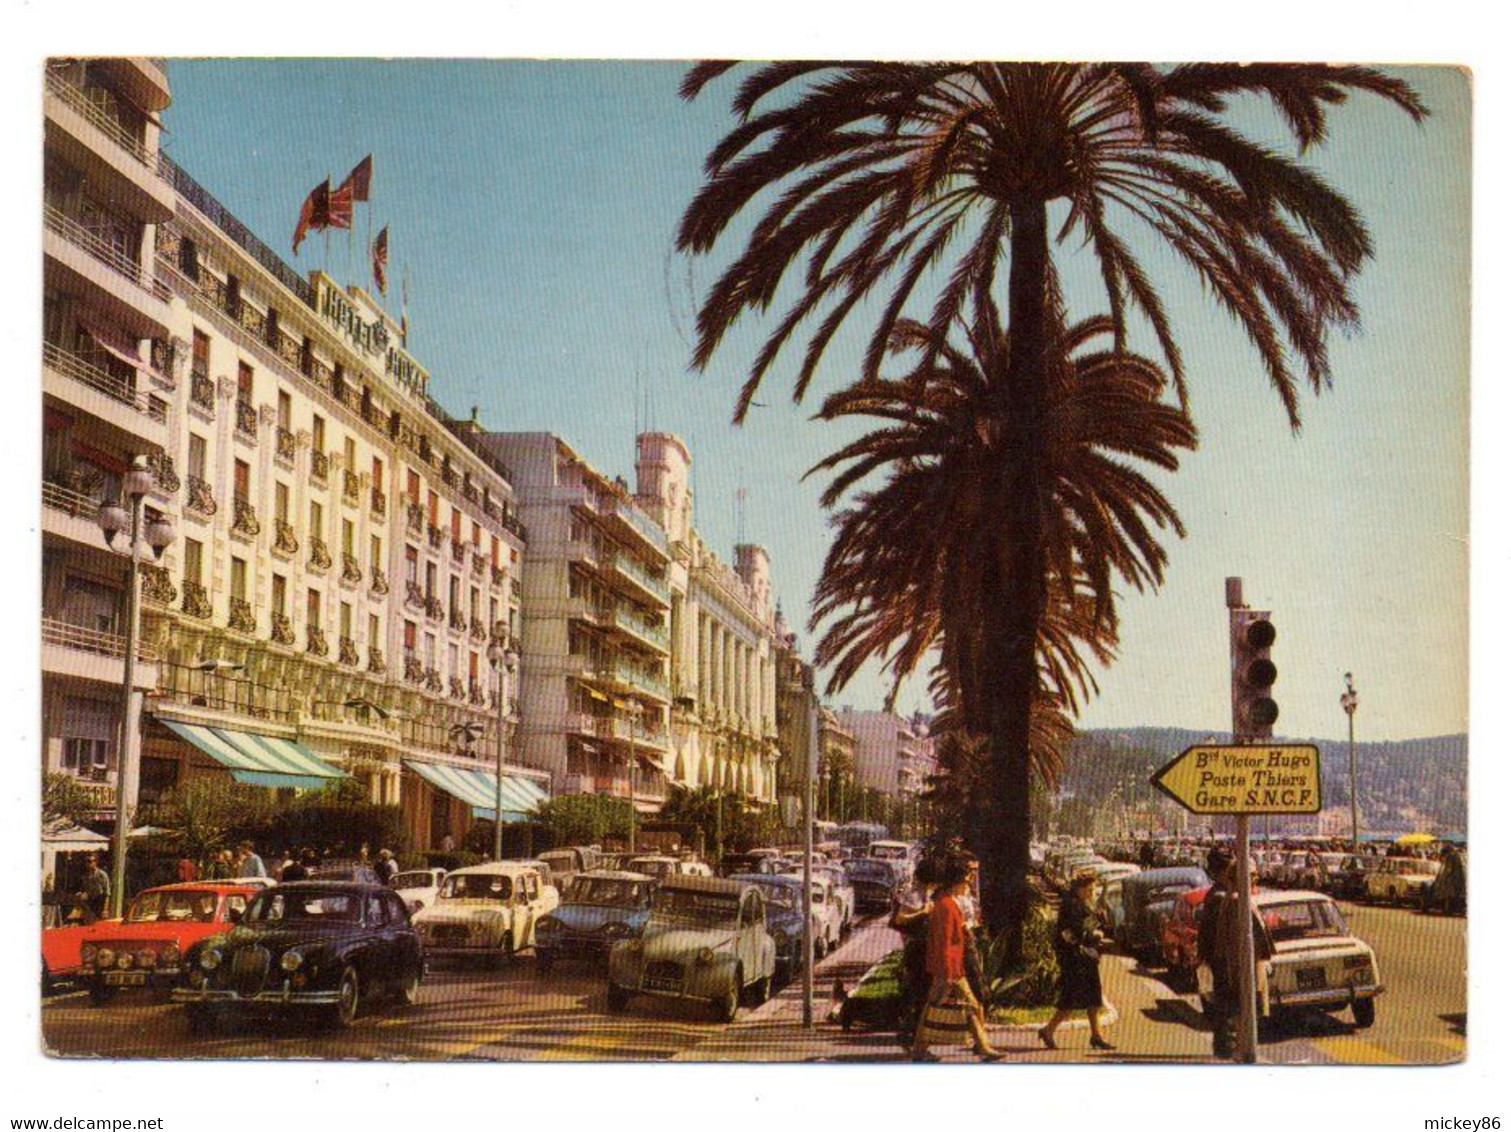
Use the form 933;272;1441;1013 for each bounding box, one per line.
372;225;389;295
291;177;330;254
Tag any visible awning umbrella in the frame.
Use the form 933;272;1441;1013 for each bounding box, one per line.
1395;832;1438;847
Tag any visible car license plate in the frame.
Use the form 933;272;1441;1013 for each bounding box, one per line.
105;971;146;986
644;974;682;992
1295;967;1327;991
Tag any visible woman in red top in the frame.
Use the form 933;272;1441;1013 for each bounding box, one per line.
910;859;1005;1061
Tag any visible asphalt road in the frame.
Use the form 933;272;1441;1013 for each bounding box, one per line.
40;901;1464;1064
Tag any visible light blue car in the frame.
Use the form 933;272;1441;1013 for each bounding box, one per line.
533;871;655;973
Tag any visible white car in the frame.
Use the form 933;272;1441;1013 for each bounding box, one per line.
1199;890;1383;1030
412;862;559;965
802;875;844;957
807;864;856;933
1364;857;1441;906
626;856;714;885
391;867;447;914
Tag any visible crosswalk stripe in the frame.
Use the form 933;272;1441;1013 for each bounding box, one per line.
1310;1036;1406;1065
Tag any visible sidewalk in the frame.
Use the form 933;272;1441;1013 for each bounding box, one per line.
675;918;1217;1063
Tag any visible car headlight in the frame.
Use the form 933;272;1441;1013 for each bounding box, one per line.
280;951;304;973
118;952;134;969
80;944;97;966
601;921;630;937
626;939;642;953
162;945;180;965
96;948;115;968
696;947;715;965
137;949;158;968
199;949;222;971
188;968;206;987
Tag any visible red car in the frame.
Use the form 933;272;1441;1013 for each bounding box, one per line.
1159;885;1211;991
42;922;93;993
78;882;267;1004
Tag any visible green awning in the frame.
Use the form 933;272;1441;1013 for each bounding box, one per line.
162;721;346;791
403;759;545;822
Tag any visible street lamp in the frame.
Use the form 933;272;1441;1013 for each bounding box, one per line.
488;637;520;862
1341;672;1360;850
97;454;174;918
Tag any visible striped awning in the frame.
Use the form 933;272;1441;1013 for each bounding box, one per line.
403;759;546;822
161;721;347;790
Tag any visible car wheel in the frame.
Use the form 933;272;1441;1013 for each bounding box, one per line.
713;975;740;1024
536;950;555;975
744;973;770;1007
328;966;361;1029
1353;998;1376;1029
606;982;631;1013
185;1005;217;1036
495;932;514;969
41;961;52;997
87;983;115;1007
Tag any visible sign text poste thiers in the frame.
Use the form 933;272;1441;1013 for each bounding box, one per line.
1150;744;1322;815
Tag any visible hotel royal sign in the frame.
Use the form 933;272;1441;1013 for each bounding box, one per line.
313;274;429;401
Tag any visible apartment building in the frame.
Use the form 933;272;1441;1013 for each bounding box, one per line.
837;708;935;800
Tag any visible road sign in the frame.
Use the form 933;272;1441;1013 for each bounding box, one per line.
1150;744;1322;815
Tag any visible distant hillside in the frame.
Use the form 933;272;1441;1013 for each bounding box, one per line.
1058;727;1467;836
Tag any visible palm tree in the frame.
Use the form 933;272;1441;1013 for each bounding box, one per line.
807;307;1194;940
679;62;1425;940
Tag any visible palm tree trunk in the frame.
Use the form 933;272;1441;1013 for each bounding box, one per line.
977;193;1052;960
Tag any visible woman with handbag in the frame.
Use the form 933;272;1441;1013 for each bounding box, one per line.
909;859;1006;1062
1039;869;1114;1050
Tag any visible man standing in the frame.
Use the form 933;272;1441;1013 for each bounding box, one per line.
82;854;111;922
235;840;267;879
1197;850;1235;1058
375;848;399;884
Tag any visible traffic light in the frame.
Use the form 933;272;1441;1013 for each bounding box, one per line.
1230;609;1278;740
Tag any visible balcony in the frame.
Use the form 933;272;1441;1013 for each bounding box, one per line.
42;480;103;549
43;72;175;223
42;342;168;448
275;427;296;464
371;487;387;519
231;498;260;539
342;470;361;507
339;636;360;667
604;498;670;559
235;398;258;441
612;606;670;654
311;451;330;483
341;552;364;586
306;625;329;657
611;552;671;607
270;612;295;647
184;475;216;518
370;567;389;598
41;617;157;689
612;657;670;702
181;580;212;620
406;501;425;535
273;519;299;557
308;537;332;573
368;648;387;676
227;597;257;635
43;204;170;339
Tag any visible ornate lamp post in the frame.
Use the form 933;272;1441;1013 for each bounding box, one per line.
1341;673;1360;850
96;454;175;918
487;637;520;861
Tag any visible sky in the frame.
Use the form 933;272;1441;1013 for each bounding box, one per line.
158;60;1471;742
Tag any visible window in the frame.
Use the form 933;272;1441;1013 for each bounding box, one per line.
264;306;280;349
271;573;287;615
306;589;321;630
191;328;209;375
62;698;114;776
492;535;500;569
372;456;384;485
489;597;498;634
309;500;323;539
230;557;247;601
312;413;325;453
183;538;203;585
424;633;436;669
425;562;437;600
275;482;289;523
233;459;250;503
187;434;207;480
407;469;421;503
403;620;417;655
340;602;353;639
470;587;480;618
300;335;314;377
469;651;478;681
450;509;461;541
368;613;380;647
427;490;438;526
366;894;387;926
473;520;481;548
236;360;253;403
448;643;459;679
344;437;356;469
332;363;345;401
277;390;292;431
226;274;242;319
449;576;461;615
342;518;354;556
405;546;419;586
370;535;382;569
181;237;200;282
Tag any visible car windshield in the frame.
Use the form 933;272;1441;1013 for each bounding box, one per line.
747;883;797;909
1397;859;1440;875
440;874;512;901
567;877;645;906
870;845;908;860
629;859;673;880
649;889;739;927
125;891;219;923
845;861;893;881
246;890;361;923
393;872;435;889
1260;899;1348;942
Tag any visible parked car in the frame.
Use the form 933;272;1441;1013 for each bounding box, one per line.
731;874;813;985
412;861;559;965
310;862;383;886
42;922;91;994
390;868;447;914
1115;867;1210;962
1158;885;1210;990
626;855;714;885
534;871;655;972
538;847;599;890
792;874;843;957
1307;853;1350;894
721;851;784;877
1095;878;1130;936
1198;890;1382;1030
805;863;856;934
174;881;423;1031
78;881;263;1005
844;858;902;914
1333;854;1384;901
1365;857;1441;906
606;875;777;1022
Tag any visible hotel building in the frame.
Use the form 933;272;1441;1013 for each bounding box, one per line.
42;58;546;852
483;431;784;809
837;708;936;801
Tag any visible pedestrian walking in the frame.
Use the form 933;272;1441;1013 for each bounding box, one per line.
176;857;199;883
376;848;399;884
1038;869;1114;1051
910;858;1005;1062
889;855;941;1047
1198;850;1236;1057
81;854;111;922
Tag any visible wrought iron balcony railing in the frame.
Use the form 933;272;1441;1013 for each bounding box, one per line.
308;536;332;572
42;343;166;423
231;497;260;537
42;617;159;663
310;450;330;482
274;519;299;556
185;475;215;516
140;563;176;606
270;611;295;646
306;625;329;657
43;204;170;304
45;72;152;165
235;398;258;439
368;648;387;675
341;552;363;585
370;567;389;597
190;372;215;414
181;580;212;620
228;597;256;634
276;426;296;462
339;636;360;666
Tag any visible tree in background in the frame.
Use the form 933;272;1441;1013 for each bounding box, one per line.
43;771;104;831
